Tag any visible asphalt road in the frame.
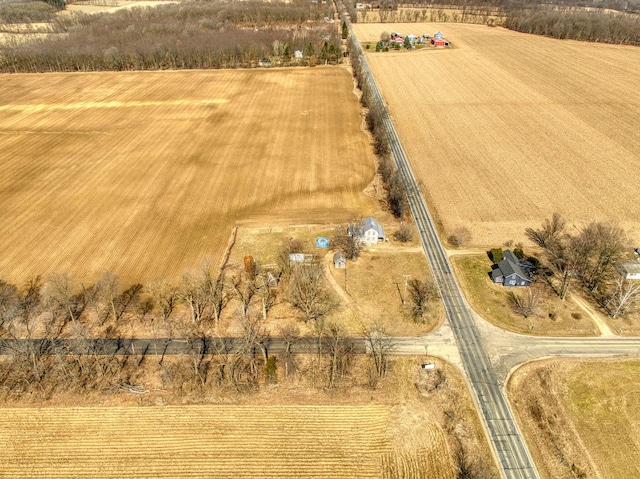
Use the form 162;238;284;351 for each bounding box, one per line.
346;23;540;479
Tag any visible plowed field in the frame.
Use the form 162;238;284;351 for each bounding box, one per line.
0;404;451;479
0;68;376;283
354;23;640;245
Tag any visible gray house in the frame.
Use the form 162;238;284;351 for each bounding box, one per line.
333;251;346;269
491;250;533;287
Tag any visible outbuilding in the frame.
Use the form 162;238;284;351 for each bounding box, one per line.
333;251;346;269
618;261;640;280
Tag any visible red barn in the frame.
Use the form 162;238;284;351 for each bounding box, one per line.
431;31;449;47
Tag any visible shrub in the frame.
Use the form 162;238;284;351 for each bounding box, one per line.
490;248;503;263
513;247;525;260
394;223;414;243
447;227;471;249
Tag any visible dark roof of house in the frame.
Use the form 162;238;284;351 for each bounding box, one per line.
491;267;503;281
496;255;531;282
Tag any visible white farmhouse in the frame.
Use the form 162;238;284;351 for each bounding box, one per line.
361;217;385;244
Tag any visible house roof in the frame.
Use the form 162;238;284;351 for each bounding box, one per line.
491;267;503;281
333;251;346;262
620;261;640;275
496;256;530;282
362;217;384;237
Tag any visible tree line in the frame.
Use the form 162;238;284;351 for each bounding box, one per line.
0;0;58;24
505;7;640;45
0;0;342;72
347;34;409;219
520;214;640;318
0;233;400;399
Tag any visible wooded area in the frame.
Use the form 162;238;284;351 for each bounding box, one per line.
0;0;342;72
505;7;640;45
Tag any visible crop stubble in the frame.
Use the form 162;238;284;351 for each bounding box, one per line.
0;405;392;478
354;23;640;245
0;68;376;283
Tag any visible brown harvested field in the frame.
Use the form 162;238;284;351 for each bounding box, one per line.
0;68;378;284
0;356;472;479
509;358;640;479
0;405;393;478
353;23;640;246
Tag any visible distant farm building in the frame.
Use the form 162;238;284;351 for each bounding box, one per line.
390;32;404;44
294;50;304;59
491;250;533;287
431;31;450;47
618;261;640;280
333;251;346;269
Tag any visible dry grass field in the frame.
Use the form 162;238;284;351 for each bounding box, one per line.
354;23;640;247
509;358;640;479
0;68;378;284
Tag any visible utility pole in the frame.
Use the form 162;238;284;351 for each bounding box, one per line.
403;274;411;305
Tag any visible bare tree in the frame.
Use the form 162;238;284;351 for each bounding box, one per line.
573;221;627;293
326;322;354;389
208;270;227;324
394;223;414;243
146;279;179;322
287;263;336;323
255;268;277;320
277;321;300;377
605;277;640;318
230;272;256;319
454;440;491;479
507;288;540;319
332;224;363;261
527;215;628;300
43;272;81;324
363;322;394;381
406;278;437;322
98;272;121;323
448;226;471;248
525;214;575;300
276;238;306;279
180;271;208;324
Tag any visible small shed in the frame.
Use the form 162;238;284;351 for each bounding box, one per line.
294;50;304;59
618;261;640;280
333;252;346;269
